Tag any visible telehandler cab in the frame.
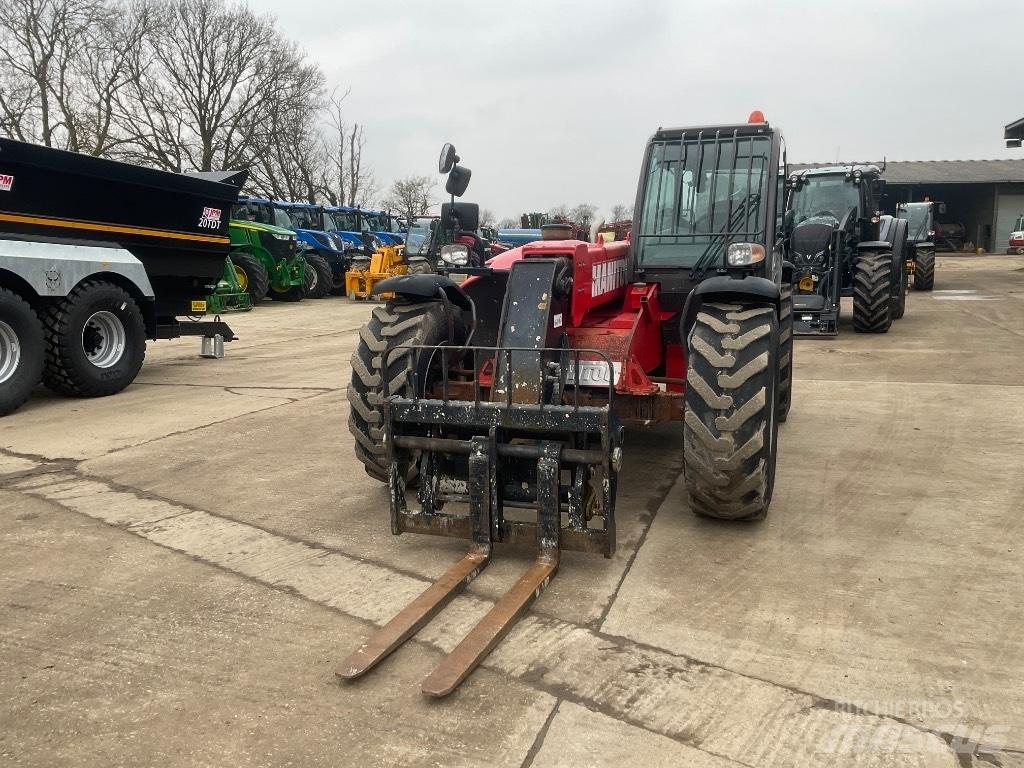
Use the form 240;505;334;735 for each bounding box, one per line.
340;114;794;696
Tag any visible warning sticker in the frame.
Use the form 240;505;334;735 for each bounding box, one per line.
0;174;14;192
198;206;222;229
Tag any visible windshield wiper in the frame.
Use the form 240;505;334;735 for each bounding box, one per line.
690;193;759;282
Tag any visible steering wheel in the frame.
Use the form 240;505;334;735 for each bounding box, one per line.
810;210;835;219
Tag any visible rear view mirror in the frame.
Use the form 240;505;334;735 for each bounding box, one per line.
445;165;472;197
439;143;457;174
441;202;479;232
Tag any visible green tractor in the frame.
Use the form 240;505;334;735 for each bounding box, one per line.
228;198;310;302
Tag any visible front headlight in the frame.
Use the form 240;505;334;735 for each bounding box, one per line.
272;233;293;241
440;244;470;266
726;242;765;266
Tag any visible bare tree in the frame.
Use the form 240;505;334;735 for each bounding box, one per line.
0;0;120;150
570;203;598;228
548;204;570;220
385;175;436;223
498;217;519;229
114;0;321;174
479;208;496;228
609;203;633;222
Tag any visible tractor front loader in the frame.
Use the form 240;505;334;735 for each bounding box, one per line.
340;118;793;696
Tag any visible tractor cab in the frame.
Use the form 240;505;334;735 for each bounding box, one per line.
896;201;934;245
786;166;906;335
630;121;787;315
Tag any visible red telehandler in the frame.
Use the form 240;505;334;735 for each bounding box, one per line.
340;114;795;696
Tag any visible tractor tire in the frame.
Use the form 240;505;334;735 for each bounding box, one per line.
683;303;779;522
892;259;908;320
913;248;935;291
407;257;432;275
852;253;893;333
349;301;453;483
303;253;332;299
778;285;793;424
268;270;309;303
0;288;45;416
231;253;269;303
41;280;146;397
328;263;347;295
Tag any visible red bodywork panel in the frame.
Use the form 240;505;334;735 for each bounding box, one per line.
469;240;685;396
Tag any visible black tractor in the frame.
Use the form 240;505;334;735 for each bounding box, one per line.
786;165;908;335
896;201;936;291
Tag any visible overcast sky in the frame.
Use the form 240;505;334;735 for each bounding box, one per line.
248;0;1021;221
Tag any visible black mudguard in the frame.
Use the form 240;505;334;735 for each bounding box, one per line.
372;273;474;312
681;275;781;338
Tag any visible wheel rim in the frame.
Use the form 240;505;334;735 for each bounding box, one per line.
308;268;318;290
233;264;249;291
82;311;126;368
0;320;21;384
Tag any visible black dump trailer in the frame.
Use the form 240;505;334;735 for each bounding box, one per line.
0;137;247;416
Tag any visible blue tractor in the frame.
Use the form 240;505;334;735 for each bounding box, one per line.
276;201;350;297
328;205;405;247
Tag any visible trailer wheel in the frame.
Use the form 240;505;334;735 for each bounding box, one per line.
891;259;908;320
852;252;893;333
41;280;146;397
683;303;779;521
303;254;332;299
0;288;45;416
349;301;454;483
231;253;269;302
913;248;935;291
778;285;793;424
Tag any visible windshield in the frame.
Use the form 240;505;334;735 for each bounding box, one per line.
231;203;258;222
405;218;435;256
897;203;933;241
790;175;860;225
287;207;316;230
363;213;384;231
333;211;360;231
270;206;292;229
637;135;771;267
321;211;337;231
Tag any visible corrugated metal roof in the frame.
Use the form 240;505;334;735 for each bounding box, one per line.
791;159;1024;184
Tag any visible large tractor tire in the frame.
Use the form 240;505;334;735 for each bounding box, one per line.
303;253;332;299
407;257;432;275
231;253;269;302
913;248;935;291
42;280;146;397
683;303;779;521
778;285;793;424
891;259;908;320
852;253;893;333
349;301;452;482
0;288;45;416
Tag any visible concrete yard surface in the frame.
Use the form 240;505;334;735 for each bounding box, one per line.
2;255;1023;767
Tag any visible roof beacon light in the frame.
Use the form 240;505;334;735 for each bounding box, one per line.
748;110;766;124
